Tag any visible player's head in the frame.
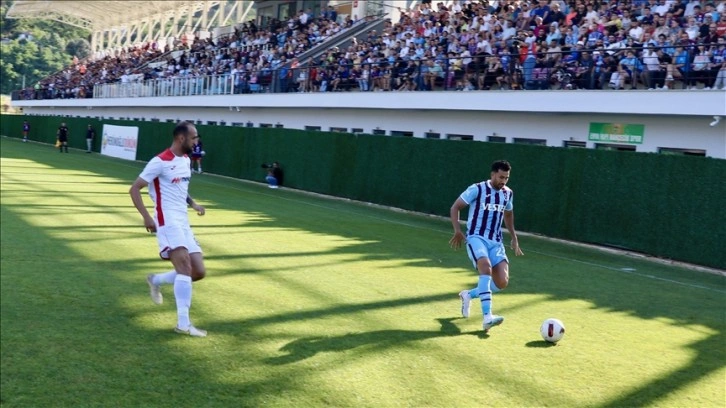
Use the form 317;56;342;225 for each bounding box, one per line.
61;122;66;127
173;121;198;154
490;160;511;190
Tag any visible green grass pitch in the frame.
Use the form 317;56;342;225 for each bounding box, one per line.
1;137;724;407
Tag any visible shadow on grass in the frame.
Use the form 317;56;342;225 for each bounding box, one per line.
525;340;558;348
264;318;476;365
2;138;724;407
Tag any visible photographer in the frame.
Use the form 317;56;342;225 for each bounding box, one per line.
263;162;284;189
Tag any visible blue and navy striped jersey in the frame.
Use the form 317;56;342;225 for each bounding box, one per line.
460;180;514;242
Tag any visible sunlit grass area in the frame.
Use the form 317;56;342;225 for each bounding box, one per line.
1;137;724;407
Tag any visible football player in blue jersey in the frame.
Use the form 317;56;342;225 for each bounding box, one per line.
449;160;524;333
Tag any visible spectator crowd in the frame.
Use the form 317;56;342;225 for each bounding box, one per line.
287;0;725;91
16;5;360;99
15;1;726;99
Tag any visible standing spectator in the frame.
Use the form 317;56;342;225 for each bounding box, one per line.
190;135;204;174
359;64;371;91
86;124;95;153
22;121;30;142
57;122;69;153
710;38;726;90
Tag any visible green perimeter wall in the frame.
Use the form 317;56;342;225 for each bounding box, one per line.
3;114;725;269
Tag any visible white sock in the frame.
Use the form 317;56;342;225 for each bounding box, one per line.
152;270;177;285
174;274;193;329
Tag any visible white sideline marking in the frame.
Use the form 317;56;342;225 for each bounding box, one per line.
195;178;726;294
523;250;725;293
4;136;725;293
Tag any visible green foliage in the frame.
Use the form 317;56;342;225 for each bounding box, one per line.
0;0;90;93
66;38;91;59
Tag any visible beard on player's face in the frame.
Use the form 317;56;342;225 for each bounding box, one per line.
182;136;194;154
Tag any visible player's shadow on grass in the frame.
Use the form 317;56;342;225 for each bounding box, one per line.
265;317;478;365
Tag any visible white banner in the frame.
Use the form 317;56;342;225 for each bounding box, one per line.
101;125;138;161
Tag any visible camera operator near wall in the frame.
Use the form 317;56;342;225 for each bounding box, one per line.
264;162;284;189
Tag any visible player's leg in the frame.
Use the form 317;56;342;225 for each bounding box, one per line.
466;238;496;321
474;256;497;317
491;261;510;291
190;252;206;281
160;225;206;336
460;240;499;318
63;141;68;153
479;240;509;331
196;158;202;174
168;247;204;335
490;243;510;291
458;243;479;318
86;138;92;153
476;242;509;331
146;269;177;305
186;228;205;282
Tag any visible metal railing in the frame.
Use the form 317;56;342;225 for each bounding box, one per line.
93;75;236;98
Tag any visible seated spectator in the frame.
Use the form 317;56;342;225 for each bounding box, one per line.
264;162;284;189
19;0;726;98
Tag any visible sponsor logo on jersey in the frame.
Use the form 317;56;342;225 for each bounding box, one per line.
481;203;506;212
171;177;191;184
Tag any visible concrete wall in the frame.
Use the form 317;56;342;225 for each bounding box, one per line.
17;106;726;158
14;89;726;158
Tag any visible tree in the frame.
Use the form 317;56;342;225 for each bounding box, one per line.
1;0;90;94
66;38;91;59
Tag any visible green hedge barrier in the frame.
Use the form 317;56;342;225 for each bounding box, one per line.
3;114;724;269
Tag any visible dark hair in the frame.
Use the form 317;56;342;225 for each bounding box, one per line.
173;121;195;138
491;160;511;173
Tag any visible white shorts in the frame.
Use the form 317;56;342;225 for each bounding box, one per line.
156;224;202;260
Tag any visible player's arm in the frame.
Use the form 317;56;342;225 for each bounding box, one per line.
129;177;156;232
503;210;524;256
449;197;469;250
186;195;205;216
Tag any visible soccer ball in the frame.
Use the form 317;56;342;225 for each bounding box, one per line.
540;318;566;343
201;150;206;156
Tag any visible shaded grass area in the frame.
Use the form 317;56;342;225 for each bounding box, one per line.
1;138;724;407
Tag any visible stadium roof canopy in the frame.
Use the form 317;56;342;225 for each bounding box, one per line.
6;1;195;31
6;1;255;53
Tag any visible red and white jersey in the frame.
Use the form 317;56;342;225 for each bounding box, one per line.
139;149;192;227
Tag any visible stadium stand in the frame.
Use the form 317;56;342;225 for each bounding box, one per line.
12;0;726;100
